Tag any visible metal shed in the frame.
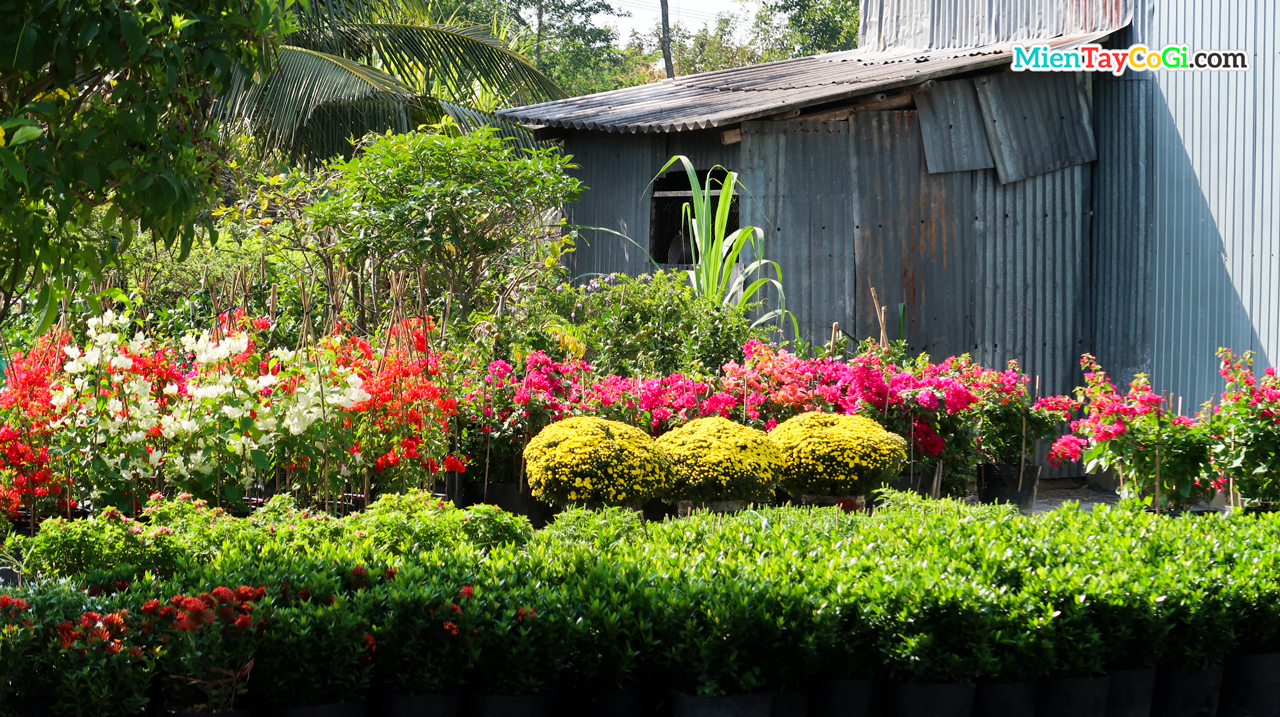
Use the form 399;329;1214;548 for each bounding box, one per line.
500;0;1279;412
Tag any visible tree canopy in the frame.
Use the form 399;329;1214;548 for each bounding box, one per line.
0;0;292;328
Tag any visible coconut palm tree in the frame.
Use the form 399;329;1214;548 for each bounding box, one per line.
216;0;564;163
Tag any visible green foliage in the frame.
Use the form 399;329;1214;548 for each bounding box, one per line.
505;271;762;376
253;593;375;708
10;494;1280;705
310;128;581;313
22;508;183;584
369;555;480;693
755;0;859;57
0;0;292;327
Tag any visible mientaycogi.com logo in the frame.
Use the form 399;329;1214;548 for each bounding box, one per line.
1011;44;1249;74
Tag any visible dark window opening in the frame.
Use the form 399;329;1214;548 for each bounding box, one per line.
649;168;739;267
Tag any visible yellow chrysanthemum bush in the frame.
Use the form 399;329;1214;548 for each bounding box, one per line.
770;412;908;497
523;417;675;508
655;417;784;503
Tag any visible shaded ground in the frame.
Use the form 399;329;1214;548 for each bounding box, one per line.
1033;484;1121;513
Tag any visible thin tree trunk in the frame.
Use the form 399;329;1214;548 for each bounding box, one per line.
660;0;675;78
535;0;545;70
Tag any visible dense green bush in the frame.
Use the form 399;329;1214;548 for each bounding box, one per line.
6;493;1280;711
501;271;764;376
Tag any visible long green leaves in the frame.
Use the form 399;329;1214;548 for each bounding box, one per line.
216;0;565;162
656;155;795;331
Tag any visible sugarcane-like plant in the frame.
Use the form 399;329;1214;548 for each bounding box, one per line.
657;155;793;330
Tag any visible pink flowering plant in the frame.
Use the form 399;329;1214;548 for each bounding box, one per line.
1210;349;1280;504
965;359;1077;466
1049;355;1212;508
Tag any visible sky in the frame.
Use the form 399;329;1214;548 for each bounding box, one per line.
603;0;755;44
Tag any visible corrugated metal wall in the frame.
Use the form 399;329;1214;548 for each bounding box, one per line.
1092;0;1279;407
859;0;1132;52
561;129;740;281
735;108;1092;406
739;122;858;346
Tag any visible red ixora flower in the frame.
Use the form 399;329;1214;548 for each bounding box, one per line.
443;621;460;635
460;586;474;600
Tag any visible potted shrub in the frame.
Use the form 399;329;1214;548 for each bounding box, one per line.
1031;585;1109;717
870;565;994;717
152;586;267;716
770;413;907;506
972;594;1055;717
367;557;479;717
1211;349;1280;508
1217;526;1280;717
522;417;674;509
1049;356;1213;511
0;593;37;709
251;593;375;716
657;563;819;717
966;360;1076;514
47;607;160;717
655;417;782;514
465;551;567;717
555;549;665;716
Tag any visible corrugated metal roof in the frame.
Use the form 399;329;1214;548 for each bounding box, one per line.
497;32;1112;134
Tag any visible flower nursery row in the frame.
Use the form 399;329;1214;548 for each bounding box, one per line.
3;308;1279;522
3;491;1280;717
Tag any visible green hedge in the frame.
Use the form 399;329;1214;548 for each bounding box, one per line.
3;492;1280;715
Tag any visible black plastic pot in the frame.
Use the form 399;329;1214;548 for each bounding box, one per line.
1217;652;1280;717
811;680;874;717
972;681;1035;717
274;701;365;717
372;693;460;717
466;481;559;528
770;690;809;716
13;699;53;717
886;683;975;717
976;464;1040;515
470;694;552;717
1105;668;1156;717
1151;665;1224;717
591;689;660;716
1036;676;1109;717
672;693;772;717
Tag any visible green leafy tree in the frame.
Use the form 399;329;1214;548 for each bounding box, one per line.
309;128;582;316
752;0;859;58
0;0;292;328
217;0;564;163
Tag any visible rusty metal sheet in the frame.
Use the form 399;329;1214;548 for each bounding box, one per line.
848;111;975;356
915;78;996;173
739;121;857;344
975;71;1097;184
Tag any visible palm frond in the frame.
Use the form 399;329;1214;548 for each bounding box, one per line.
437;100;549;151
288;23;562;104
216;46;422;160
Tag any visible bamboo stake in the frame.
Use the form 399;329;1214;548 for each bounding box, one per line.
870;287;888;346
829;322;840;355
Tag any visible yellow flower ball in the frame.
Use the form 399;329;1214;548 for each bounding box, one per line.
523;416;674;508
655;417;783;503
770;412;907;497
